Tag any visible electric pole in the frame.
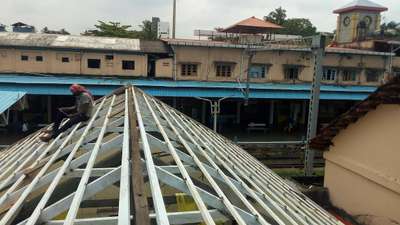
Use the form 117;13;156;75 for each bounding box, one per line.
244;45;255;106
172;0;176;39
304;34;326;176
196;97;230;132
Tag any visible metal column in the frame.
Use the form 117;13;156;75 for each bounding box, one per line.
304;35;325;176
201;101;206;124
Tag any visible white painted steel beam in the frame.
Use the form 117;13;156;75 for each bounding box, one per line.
118;89;131;225
141;92;216;225
131;88;170;225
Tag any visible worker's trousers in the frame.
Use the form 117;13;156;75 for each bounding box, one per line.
51;110;89;138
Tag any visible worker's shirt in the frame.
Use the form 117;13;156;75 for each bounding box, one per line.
76;92;94;118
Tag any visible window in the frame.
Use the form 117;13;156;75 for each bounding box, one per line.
62;57;70;63
35;56;43;62
284;67;299;80
181;64;198;76
250;64;267;78
87;59;101;69
366;69;381;82
216;64;233;77
122;60;135;70
105;55;114;60
322;68;337;81
21;55;28;61
342;69;357;81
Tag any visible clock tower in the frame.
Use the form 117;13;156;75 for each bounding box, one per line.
334;0;387;43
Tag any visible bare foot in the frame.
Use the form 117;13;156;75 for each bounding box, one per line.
39;134;52;142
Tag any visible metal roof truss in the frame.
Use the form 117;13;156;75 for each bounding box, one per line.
0;86;344;225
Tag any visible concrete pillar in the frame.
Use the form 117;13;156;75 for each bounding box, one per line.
236;101;241;124
269;100;274;126
293;102;300;122
301;100;307;125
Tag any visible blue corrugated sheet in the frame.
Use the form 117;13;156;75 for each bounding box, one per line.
0;91;26;114
0;74;377;92
143;87;370;100
0;74;377;100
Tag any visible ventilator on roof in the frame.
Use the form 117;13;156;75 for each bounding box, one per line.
0;86;344;225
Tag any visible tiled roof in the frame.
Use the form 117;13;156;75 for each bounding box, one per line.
333;0;388;13
310;76;400;150
222;16;283;33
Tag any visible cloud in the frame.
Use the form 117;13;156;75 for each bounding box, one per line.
1;0;399;37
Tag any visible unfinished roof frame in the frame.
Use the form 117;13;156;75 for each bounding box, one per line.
0;86;344;225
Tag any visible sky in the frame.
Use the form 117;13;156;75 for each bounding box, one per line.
2;0;400;38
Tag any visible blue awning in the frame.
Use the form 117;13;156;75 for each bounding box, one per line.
0;91;26;114
0;74;377;101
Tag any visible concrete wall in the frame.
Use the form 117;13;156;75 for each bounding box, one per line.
253;51;313;82
172;46;391;85
336;11;380;43
174;46;246;81
0;48;148;77
337;12;358;43
0;46;397;86
324;104;400;225
80;52;147;76
155;58;173;78
0;48;17;72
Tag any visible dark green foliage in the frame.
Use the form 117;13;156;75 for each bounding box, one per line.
280;18;317;37
82;20;157;40
264;7;287;26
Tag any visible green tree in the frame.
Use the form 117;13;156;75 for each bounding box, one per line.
82;21;157;40
265;7;287;26
265;7;317;36
138;20;157;40
281;18;317;36
380;21;400;39
385;21;399;30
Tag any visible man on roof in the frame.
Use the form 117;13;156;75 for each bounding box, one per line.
40;84;94;142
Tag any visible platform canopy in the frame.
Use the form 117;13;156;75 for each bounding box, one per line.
0;86;344;225
222;16;283;34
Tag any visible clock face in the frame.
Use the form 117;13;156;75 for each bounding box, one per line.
343;16;351;27
364;16;372;27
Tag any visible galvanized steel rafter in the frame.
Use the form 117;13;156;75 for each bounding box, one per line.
0;86;343;225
